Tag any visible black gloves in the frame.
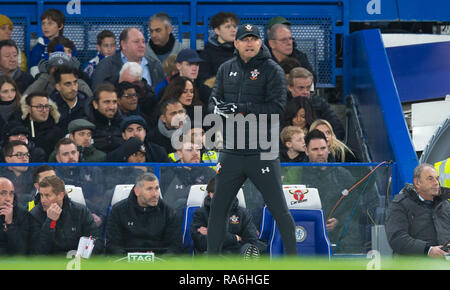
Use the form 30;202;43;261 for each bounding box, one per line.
212;97;247;118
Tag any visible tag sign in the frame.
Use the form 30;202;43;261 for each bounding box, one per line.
127;252;155;263
76;236;95;259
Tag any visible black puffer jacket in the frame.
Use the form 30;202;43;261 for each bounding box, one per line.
105;187;182;255
385;183;450;255
198;35;236;83
29;195;103;255
190;195;259;253
207;45;286;153
84;102;124;153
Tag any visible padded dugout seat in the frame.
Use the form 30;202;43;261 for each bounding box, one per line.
263;185;332;258
66;185;86;206
110;184;134;206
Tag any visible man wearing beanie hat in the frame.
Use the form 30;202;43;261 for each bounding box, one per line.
23;50;92;98
106;136;146;163
0;15;28;72
104;137;155;187
47;118;106;163
119;115;170;163
206;23;298;256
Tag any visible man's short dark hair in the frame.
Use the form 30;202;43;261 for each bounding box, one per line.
40;8;65;33
159;97;182;116
54;137;77;155
0;39;18;55
304;129;327;149
25;92;48;106
53;66;78;84
116;81;137;99
209;12;240;29
94;82;116;103
32;165;55;184
3;140;28;158
97;30;115;45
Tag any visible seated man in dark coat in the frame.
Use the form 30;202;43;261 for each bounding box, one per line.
190;175;260;257
29;175;103;255
385;163;450;257
105;172;183;255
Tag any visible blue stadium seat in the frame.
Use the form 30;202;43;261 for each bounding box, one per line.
265;185;333;258
258;185;307;241
181;185;208;253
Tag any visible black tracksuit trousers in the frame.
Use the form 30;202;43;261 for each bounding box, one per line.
207;151;298;255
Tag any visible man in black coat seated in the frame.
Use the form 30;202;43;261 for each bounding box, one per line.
29;175;103;255
105;172;183;255
190;175;261;257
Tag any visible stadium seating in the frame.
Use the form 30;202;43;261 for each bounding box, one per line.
264;185;333;258
110;184;134;206
258;185;306;241
66;185;86;206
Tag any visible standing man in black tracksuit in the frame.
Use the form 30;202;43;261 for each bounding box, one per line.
206;24;297;256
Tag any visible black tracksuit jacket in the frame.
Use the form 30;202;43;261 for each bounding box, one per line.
105;187;182;255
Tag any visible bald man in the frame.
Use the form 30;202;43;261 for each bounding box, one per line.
0;177;30;255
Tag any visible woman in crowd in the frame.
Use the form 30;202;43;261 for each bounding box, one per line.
281;96;317;133
310;119;358;162
0;75;21;133
159;76;205;125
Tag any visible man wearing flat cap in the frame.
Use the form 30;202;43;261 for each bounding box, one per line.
48;118;106;162
206;24;298;256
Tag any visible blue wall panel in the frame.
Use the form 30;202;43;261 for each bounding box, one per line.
386;41;450;103
345;29;418;193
